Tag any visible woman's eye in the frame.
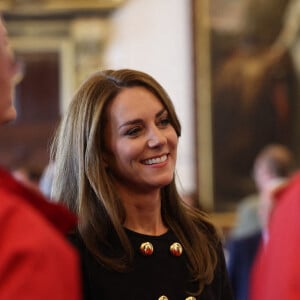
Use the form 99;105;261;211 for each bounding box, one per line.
158;117;170;127
125;126;141;136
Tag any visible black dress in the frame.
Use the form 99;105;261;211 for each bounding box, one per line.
69;229;233;300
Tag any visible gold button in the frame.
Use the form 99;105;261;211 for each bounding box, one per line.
185;297;196;300
158;296;168;300
170;242;183;256
139;242;154;256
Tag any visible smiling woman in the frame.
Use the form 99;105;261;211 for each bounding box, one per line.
103;86;178;195
51;68;233;300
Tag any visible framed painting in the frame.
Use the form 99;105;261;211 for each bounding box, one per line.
193;0;300;212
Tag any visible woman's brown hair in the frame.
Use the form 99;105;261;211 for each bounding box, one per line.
51;69;219;295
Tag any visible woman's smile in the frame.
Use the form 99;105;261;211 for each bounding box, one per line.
141;154;168;165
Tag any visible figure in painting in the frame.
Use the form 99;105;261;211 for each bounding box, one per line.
211;0;300;210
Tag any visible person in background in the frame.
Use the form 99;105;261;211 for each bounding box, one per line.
0;15;81;299
250;147;300;299
228;195;261;241
226;144;294;300
51;68;233;300
252;144;294;243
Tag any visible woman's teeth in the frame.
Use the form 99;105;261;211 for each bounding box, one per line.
143;154;167;165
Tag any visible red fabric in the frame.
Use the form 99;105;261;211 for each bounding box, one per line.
0;167;82;299
250;172;300;300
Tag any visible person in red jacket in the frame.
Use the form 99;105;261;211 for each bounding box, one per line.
0;15;81;299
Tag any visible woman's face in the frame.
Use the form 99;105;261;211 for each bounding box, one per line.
0;17;18;124
104;86;178;193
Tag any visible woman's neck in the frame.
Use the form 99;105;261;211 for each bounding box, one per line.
124;212;168;236
117;186;168;236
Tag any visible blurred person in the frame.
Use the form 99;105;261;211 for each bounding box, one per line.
0;15;81;299
228;194;260;241
226;144;294;300
51;69;233;299
250;150;300;299
252;144;294;242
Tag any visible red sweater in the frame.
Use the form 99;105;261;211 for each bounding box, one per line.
250;172;300;300
0;167;82;299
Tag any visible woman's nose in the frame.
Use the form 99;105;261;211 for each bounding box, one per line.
147;126;166;148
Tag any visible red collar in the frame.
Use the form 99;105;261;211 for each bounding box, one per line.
0;167;77;233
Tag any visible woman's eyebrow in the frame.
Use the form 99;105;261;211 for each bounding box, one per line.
118;108;167;130
118;118;143;130
156;108;167;118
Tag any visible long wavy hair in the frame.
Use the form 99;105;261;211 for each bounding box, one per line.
51;69;219;295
